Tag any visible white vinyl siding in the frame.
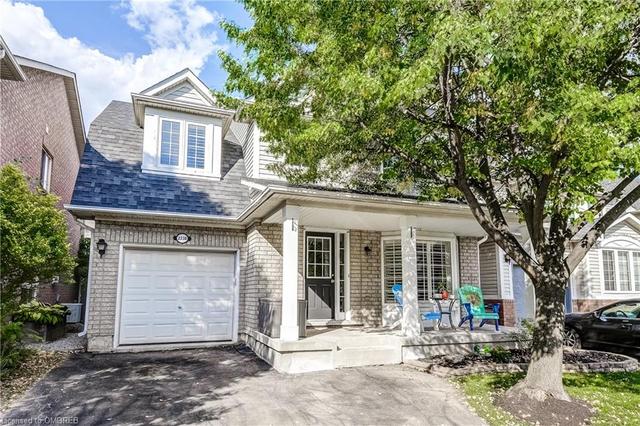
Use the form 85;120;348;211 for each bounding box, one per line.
160;119;180;166
186;124;206;169
160;82;209;106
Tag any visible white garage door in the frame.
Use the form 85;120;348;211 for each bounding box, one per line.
119;249;236;345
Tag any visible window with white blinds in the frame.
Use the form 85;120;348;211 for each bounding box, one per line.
602;249;640;292
382;239;453;303
382;240;402;303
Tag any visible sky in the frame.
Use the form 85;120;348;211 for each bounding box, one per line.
0;0;252;124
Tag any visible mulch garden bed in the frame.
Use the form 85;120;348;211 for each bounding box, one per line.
0;350;69;412
407;348;638;377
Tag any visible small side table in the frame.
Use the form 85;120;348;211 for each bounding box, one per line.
434;297;457;329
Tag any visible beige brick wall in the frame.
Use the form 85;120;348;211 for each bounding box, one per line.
349;230;382;326
458;236;481;285
87;220;246;351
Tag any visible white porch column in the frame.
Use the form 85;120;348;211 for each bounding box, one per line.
280;205;300;341
401;216;421;337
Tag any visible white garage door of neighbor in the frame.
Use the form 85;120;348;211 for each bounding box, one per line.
119;249;236;345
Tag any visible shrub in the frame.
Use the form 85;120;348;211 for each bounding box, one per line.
0;163;75;317
0;322;27;375
14;301;69;326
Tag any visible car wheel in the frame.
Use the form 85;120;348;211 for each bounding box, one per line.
564;328;581;349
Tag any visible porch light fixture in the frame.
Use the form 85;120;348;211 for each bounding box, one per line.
96;239;108;258
364;245;372;255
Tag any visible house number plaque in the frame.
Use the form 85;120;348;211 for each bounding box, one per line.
174;233;192;244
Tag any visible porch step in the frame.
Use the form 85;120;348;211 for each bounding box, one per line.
334;345;402;368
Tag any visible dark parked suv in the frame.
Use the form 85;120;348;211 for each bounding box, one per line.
564;299;640;357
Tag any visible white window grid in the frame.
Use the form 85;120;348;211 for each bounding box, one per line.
306;236;332;278
601;249;640;292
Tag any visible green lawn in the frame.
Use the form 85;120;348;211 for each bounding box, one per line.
456;372;640;426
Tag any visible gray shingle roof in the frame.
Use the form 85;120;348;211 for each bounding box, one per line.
71;100;251;216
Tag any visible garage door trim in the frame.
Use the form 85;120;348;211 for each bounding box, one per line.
113;244;240;349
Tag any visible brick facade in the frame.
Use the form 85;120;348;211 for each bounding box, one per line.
458;236;481;284
485;298;516;326
86;218;485;350
349;230;382;326
1;65;83;304
572;299;618;313
87;221;246;351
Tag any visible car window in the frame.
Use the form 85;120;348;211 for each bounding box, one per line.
601;302;640;319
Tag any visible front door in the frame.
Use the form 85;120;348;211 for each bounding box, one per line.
305;232;335;319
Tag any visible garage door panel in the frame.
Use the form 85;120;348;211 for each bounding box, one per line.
119;249;236;346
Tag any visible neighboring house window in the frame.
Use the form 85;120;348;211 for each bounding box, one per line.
160;119;180;166
40;149;52;191
186;124;206;169
602;249;640;292
382;238;452;303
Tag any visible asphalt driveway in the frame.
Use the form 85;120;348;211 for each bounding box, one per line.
1;347;485;425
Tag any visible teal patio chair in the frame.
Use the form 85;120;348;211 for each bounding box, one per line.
457;285;500;331
391;284;441;327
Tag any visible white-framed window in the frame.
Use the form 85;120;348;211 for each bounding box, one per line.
186;123;206;169
40;149;52;191
159;119;181;166
382;238;453;303
601;249;640;292
142;108;221;179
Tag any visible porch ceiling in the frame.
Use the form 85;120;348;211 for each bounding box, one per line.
265;205;507;236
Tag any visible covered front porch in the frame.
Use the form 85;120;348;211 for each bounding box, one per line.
245;325;521;373
242;192;526;372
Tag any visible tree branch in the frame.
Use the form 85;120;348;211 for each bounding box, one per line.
566;180;640;271
569;175;639;236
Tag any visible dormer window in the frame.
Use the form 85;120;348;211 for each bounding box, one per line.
141;108;223;179
186;124;206;169
134;69;232;180
160;119;180;166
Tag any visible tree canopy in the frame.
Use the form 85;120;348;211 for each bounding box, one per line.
0;163;75;315
221;0;640;277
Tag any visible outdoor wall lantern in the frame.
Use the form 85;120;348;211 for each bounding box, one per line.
364;245;372;255
96;239;108;258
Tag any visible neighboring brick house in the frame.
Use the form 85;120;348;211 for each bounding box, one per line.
67;69;525;372
0;36;86;304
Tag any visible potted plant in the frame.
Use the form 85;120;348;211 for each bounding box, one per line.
14;301;69;342
438;285;449;300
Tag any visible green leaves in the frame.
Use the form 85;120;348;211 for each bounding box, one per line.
0;164;75;317
221;0;640;229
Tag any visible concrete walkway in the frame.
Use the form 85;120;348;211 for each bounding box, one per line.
1;347;485;425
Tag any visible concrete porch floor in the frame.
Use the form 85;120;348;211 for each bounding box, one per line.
244;325;522;374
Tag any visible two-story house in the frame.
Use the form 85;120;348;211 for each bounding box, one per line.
67;69;542;373
1;35;86;304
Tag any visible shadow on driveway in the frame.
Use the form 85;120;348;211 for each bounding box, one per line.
1;347;485;425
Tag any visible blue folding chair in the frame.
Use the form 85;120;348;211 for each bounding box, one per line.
392;284;442;329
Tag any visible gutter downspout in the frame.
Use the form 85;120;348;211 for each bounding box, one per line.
78;230;94;337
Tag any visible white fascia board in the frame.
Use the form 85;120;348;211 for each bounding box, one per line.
131;93;234;127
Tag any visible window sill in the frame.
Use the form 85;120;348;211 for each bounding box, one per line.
141;168;221;181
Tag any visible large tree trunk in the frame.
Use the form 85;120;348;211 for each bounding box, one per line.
508;271;570;401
